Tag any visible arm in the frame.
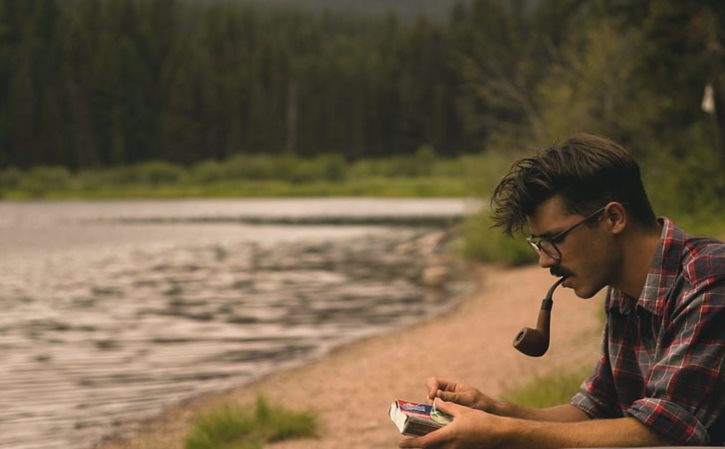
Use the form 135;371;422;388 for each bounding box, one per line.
570;274;725;445
427;377;589;422
502;414;674;448
494;402;589;422
620;276;725;445
399;399;675;449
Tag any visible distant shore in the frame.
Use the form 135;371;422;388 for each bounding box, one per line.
95;264;602;449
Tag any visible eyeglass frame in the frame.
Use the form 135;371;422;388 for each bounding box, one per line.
526;206;607;261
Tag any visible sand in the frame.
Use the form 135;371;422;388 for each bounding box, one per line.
95;264;603;449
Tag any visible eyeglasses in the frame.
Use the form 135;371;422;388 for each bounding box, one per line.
526;207;606;261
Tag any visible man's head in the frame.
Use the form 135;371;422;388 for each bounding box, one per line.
491;134;659;298
491;133;658;236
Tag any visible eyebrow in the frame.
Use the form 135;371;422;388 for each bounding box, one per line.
529;229;563;240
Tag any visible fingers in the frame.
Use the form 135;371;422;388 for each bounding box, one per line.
425;377;442;402
433;386;466;404
426;377;457;400
399;428;449;449
435;389;456;402
398;436;424;448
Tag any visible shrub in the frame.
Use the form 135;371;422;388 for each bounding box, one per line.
412;145;436;176
191;159;226;183
21;166;71;195
0;167;24;189
348;153;433;178
503;367;591;408
75;169;111;190
225;154;281;180
458;212;535;266
30;166;71;188
222;154;349;183
103;166;142;185
317;154;348;182
184;396;317;449
273;155;317;183
133;161;186;185
646;153;725;219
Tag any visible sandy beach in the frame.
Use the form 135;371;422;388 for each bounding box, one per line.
95;264;603;449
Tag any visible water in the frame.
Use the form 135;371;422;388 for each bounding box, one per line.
0;198;475;449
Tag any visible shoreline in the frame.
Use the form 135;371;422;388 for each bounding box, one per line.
94;264;602;449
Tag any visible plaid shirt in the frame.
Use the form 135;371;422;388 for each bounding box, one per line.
571;217;725;445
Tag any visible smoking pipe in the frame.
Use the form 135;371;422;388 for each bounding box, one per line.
513;277;566;357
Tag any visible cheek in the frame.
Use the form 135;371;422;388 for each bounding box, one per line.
580;237;619;284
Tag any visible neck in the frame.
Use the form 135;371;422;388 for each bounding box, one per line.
615;223;661;298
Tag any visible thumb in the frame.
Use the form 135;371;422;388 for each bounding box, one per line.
433;398;463;417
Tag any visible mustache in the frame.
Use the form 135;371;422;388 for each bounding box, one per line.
550;267;572;278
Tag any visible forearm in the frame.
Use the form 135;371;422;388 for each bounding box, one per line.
497;415;674;448
492;402;589;422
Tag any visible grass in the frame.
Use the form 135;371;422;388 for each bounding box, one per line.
502;367;592;408
0;176;472;200
0;151;488;200
184;396;318;449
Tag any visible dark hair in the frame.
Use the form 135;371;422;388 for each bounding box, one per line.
491;133;658;235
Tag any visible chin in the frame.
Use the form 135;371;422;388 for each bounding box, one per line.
572;284;599;299
572;280;607;299
576;290;599;299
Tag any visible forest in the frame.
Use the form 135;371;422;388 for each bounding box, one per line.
0;0;723;219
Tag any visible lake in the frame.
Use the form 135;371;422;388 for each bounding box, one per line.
0;198;477;449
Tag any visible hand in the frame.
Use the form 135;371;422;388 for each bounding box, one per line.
426;377;496;412
399;399;504;449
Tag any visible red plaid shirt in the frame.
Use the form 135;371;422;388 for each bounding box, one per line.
571;218;725;445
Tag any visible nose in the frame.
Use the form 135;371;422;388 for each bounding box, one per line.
537;251;558;268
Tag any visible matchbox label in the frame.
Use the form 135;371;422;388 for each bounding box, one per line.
398;400;433;415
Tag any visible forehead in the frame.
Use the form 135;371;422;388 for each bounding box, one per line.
528;195;573;235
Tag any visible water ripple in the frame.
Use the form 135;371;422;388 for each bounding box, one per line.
0;216;467;449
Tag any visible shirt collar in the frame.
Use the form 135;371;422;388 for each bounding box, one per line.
607;217;685;315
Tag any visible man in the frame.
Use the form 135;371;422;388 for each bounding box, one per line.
400;134;725;448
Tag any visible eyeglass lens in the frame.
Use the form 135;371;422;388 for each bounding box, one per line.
538;240;559;259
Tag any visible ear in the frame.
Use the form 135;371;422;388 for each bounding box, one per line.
603;202;627;235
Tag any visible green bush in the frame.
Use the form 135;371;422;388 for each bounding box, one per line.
184;396;317;449
503;367;591;408
412;145;436;176
100;163;186;186
30;166;71;188
460;151;519;197
348;153;434;178
429;156;468;177
103;166;142;185
75;169;110;190
639;138;725;238
221;154;349;183
223;154;277;180
0;167;24;189
646;154;725;219
21;166;71;196
191;159;226;183
133;161;186;185
274;155;320;183
317;154;348;182
458;212;536;266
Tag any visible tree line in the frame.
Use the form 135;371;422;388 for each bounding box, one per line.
1;0;724;209
0;0;465;168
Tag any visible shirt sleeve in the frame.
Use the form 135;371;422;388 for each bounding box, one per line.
625;278;725;445
570;318;625;419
